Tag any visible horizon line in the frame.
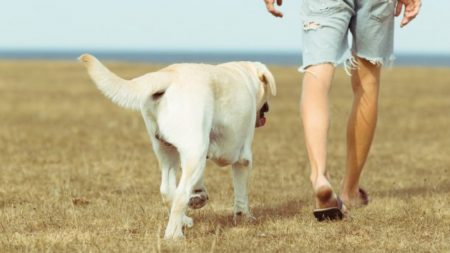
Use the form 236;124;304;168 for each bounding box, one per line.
0;48;450;56
1;50;449;67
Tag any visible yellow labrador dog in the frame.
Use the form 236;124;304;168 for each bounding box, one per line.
79;54;276;239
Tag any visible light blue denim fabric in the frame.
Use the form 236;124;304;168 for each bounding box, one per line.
299;0;396;73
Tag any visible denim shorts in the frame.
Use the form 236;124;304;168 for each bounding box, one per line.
299;0;396;73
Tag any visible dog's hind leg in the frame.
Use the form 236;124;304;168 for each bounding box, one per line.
155;89;213;239
163;127;209;238
164;149;208;239
153;142;179;206
141;109;179;205
152;141;196;229
188;175;209;210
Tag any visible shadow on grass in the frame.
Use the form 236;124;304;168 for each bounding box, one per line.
374;182;450;198
252;199;308;220
191;199;307;232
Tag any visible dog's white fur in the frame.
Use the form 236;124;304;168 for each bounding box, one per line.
79;54;276;239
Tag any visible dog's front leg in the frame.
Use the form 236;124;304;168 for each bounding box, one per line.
232;159;255;223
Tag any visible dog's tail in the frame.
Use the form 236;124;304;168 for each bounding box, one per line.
79;54;169;110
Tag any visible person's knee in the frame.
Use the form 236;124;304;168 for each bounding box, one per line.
302;63;335;94
304;63;336;78
351;59;381;96
354;56;381;78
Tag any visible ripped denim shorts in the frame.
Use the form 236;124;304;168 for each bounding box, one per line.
299;0;397;73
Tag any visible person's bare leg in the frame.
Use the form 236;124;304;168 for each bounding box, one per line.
341;56;381;207
300;63;338;209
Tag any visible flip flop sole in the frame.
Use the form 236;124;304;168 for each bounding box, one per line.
313;197;345;221
313;207;344;221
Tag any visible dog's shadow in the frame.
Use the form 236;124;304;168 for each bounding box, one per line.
190;199;307;232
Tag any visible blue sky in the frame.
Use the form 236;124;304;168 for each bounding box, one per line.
0;0;448;54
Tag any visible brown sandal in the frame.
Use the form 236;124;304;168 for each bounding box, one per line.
358;188;369;206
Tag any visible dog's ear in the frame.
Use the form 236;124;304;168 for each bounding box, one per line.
257;63;277;96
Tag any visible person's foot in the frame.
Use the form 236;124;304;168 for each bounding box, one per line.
340;187;369;209
315;185;337;208
312;176;345;221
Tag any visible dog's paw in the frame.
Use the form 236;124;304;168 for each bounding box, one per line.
188;189;209;210
182;215;194;228
233;211;256;225
164;223;185;240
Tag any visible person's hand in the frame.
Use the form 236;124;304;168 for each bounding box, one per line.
395;0;421;28
264;0;283;18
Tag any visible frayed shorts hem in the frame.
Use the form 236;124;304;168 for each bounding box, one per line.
298;53;396;76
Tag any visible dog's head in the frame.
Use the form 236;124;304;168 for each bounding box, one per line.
251;62;277;128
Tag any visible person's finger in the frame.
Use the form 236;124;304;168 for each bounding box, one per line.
269;7;283;17
400;11;416;27
409;0;421;18
265;2;283;17
267;6;283;17
400;0;421;27
400;17;410;27
276;0;283;6
401;13;417;27
395;1;403;17
265;2;274;14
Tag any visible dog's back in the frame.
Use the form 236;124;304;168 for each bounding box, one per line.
80;54;262;165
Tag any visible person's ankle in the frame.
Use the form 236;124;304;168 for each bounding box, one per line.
340;180;359;197
340;187;363;207
314;174;331;191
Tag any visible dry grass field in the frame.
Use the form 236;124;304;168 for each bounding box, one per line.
0;60;449;252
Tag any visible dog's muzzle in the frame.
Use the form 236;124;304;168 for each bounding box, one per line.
256;102;269;128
